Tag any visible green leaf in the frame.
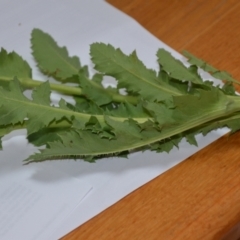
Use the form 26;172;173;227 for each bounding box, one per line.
31;28;81;82
149;134;182;153
183;50;240;85
157;70;189;94
0;79;92;135
25;87;239;163
27;127;65;147
106;102;150;119
0;79;151;139
143;101;176;128
221;82;237;96
105;116;143;139
0;48;32;88
1;29;240;163
195;113;240;136
0;123;26;148
24;126;152;163
157;49;203;84
90;43;182;102
77;72;113;106
185;133;198;146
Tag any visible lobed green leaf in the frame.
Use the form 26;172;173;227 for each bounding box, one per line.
183;50;240;85
90;43;182;102
157;49;203;84
31;28;82;82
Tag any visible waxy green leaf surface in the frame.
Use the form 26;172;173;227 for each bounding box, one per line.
0;29;240;163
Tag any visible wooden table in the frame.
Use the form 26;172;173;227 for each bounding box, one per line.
62;1;240;239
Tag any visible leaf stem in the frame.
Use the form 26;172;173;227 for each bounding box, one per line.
0;76;138;104
80;95;240;156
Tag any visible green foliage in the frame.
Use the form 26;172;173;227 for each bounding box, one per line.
157;49;203;84
182;50;240;85
0;48;32;89
0;28;240;163
31;28;81;82
90;43;182;101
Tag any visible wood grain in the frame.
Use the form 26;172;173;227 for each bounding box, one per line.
62;1;240;239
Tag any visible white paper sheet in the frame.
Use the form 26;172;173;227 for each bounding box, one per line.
0;134;92;240
0;0;229;239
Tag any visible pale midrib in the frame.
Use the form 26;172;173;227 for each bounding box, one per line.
36;104;237;158
95;48;182;97
0;75;140;104
3;95;150;124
